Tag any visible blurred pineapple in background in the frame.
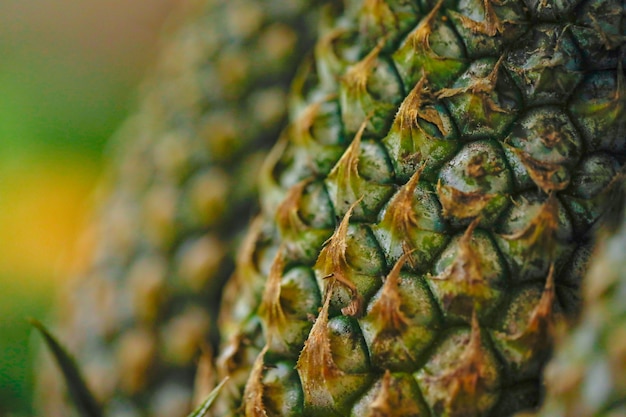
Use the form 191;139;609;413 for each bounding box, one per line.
32;0;324;416
0;1;182;415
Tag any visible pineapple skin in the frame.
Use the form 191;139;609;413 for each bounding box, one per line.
215;0;626;415
36;1;323;417
526;188;626;417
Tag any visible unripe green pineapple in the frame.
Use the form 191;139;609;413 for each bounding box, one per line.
37;1;323;416
524;187;626;417
214;0;626;415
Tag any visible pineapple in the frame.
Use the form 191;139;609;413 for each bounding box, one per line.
214;0;626;415
37;1;323;416
526;186;626;417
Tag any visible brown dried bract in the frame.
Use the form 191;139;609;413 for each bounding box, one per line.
243;345;270;417
381;167;423;261
437;180;497;220
343;39;385;93
501;193;560;260
509;146;570;192
457;0;506;37
397;74;449;137
408;0;444;50
424;314;496;416
370;253;412;333
315;199;364;316
258;247;288;349
430;219;496;312
437;55;509;115
276;179;311;236
296;285;344;409
369;370;393;416
502;264;557;355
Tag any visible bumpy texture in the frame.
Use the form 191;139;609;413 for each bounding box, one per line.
36;1;322;416
526;186;626;417
215;0;626;415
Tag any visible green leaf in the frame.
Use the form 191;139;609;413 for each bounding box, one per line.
30;318;103;417
187;377;229;417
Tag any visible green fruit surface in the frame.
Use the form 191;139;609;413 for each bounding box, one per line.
215;0;626;416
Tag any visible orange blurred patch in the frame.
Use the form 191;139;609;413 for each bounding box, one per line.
0;157;100;281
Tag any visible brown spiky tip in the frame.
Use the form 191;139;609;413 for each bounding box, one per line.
492;264;559;378
499;193;572;279
437;55;505;109
219;217;267;339
314;26;356;90
296;284;369;414
520;263;557;343
378;167;424;264
397;74;451;138
360;251;439;371
391;0;466;89
342;40;384;94
429;219;503;321
437;180;499;221
360;0;395;27
315;198;364;317
276;180;311;237
258;247;288;352
381;73;459;182
326;116;396;221
286;98;345;178
502;106;581;192
437;56;520;138
369;253;412;333
358;0;408;51
280;94;345;181
259;250;321;356
448;0;528;57
352;370;430;417
274;178;336;263
436;140;512;226
503;193;559;242
259;132;290;215
523;0;580;21
508;146;570;192
408;0;444;50
370;370;393;416
416;313;500;417
327;121;366;214
293;100;324;143
504;25;583;105
243;345;269;417
571;0;625;69
456;0;505;37
568;67;626;153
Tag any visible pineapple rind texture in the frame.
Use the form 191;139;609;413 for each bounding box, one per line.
37;1;323;417
216;0;626;415
526;183;626;417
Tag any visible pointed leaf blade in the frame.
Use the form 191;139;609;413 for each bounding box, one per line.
187;377;229;417
30;318;103;417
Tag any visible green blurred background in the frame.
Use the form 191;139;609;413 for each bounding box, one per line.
0;1;182;415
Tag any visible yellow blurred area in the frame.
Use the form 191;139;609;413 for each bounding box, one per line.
0;158;99;280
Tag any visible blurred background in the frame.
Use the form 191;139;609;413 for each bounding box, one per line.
0;1;183;415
